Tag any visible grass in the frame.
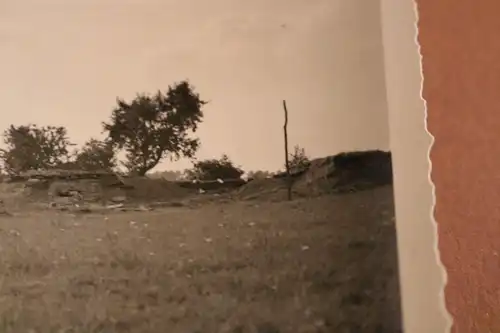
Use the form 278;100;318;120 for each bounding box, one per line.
0;185;401;333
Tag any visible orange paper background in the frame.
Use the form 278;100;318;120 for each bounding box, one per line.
418;0;500;331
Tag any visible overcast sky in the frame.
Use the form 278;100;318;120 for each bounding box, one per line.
0;0;389;172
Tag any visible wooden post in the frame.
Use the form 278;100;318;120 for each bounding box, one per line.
283;100;292;201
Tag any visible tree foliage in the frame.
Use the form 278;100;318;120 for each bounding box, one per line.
288;145;310;171
74;138;116;171
185;154;244;181
0;124;73;174
102;81;206;176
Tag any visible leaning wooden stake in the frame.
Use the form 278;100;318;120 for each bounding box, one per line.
283;100;292;201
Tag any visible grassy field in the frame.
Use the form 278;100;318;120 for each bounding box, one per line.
0;185;401;333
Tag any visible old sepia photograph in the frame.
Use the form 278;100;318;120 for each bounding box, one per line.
0;1;405;332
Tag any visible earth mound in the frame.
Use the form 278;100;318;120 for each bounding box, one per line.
0;170;195;211
294;149;392;195
0;150;392;209
237;150;392;200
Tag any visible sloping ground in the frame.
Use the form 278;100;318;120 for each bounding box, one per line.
236;178;290;201
237;150;392;200
120;177;194;203
0;185;401;332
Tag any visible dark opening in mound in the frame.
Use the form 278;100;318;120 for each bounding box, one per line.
331;150;392;190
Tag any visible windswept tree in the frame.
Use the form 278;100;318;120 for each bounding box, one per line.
0;124;73;174
103;81;206;176
185;154;244;181
74;138;116;171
